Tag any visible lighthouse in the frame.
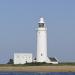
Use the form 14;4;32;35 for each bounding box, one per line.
37;17;47;62
13;17;58;64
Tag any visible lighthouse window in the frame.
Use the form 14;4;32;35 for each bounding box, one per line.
39;23;44;27
41;53;43;56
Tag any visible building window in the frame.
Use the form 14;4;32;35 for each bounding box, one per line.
39;23;44;28
41;53;43;56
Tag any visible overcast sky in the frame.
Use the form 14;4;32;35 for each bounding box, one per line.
0;0;75;64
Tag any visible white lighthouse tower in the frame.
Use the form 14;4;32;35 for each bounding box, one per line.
37;17;48;63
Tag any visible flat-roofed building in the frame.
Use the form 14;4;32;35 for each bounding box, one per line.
14;53;32;64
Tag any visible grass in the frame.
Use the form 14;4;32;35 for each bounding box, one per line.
0;63;75;72
0;62;75;67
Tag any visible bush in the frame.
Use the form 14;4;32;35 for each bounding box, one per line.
7;59;13;64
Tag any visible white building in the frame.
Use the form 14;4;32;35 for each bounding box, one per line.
14;53;32;64
36;17;58;64
36;17;49;63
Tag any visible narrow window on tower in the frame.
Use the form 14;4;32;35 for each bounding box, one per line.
41;53;43;56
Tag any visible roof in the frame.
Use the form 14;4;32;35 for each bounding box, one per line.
49;57;58;62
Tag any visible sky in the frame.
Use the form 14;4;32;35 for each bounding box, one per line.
0;0;75;64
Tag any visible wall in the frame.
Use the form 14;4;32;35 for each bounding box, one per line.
14;53;32;64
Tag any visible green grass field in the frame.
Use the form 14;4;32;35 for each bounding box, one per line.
0;62;75;67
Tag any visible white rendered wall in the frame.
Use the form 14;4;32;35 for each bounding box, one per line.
14;53;32;64
37;27;47;62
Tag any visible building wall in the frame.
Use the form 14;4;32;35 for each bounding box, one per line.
37;28;47;62
14;53;32;64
